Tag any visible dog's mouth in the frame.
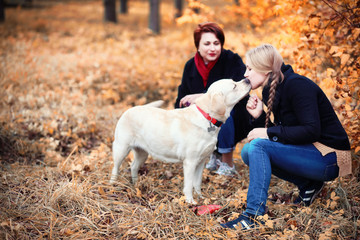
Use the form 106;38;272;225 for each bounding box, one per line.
242;78;252;94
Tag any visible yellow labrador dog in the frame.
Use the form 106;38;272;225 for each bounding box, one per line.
110;79;251;203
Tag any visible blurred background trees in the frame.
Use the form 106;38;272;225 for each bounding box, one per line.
119;0;127;14
104;0;117;22
0;0;4;22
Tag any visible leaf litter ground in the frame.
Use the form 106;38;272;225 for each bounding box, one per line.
0;0;359;239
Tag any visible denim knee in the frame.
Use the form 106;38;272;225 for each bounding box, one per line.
217;115;235;150
241;143;250;166
241;139;268;166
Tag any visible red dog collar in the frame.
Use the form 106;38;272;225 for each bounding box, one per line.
196;105;223;127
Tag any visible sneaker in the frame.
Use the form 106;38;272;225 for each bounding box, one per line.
294;181;324;206
206;153;221;171
220;213;262;230
215;161;237;176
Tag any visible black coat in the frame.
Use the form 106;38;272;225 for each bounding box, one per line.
175;49;246;108
264;64;350;150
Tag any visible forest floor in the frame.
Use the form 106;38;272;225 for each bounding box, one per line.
0;0;359;239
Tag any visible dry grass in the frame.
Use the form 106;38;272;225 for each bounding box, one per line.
0;0;359;239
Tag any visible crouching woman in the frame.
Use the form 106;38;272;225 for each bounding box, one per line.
221;43;351;230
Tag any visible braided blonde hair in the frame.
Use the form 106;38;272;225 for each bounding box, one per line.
245;44;284;128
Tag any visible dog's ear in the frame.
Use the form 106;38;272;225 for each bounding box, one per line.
210;92;226;118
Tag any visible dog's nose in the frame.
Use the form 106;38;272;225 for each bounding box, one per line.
244;78;250;84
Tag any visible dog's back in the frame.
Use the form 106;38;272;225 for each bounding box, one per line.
113;105;200;163
144;100;164;108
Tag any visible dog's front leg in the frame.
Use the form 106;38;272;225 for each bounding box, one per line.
183;160;197;204
193;159;206;198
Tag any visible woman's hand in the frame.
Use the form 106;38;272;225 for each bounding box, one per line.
180;94;203;107
246;95;263;119
247;128;268;142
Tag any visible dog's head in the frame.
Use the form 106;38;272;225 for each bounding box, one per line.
196;79;251;121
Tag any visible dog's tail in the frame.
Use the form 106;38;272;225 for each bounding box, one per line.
145;100;164;108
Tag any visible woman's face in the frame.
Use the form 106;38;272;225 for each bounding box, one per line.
198;32;221;65
244;64;269;90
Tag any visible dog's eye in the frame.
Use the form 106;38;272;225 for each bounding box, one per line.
233;84;236;89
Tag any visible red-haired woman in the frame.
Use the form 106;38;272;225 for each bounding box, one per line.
175;22;259;176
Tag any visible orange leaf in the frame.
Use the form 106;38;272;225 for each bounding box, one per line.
329;46;339;55
352;28;360;40
340;54;350;66
355;146;360;153
62;228;75;236
98;186;106;196
136;188;142;198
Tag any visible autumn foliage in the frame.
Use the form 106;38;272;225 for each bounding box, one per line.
0;0;359;239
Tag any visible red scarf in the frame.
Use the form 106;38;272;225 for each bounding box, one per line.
194;52;218;87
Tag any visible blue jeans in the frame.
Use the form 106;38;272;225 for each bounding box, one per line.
217;114;236;154
217;101;252;154
241;138;339;216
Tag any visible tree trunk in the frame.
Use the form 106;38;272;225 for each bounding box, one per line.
192;0;199;14
174;0;182;18
104;0;117;23
149;0;160;34
0;0;5;22
119;0;127;14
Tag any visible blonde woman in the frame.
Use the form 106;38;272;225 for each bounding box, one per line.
221;44;351;229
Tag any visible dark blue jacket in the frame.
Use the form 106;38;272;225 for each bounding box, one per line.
175;49;247;108
264;64;350;150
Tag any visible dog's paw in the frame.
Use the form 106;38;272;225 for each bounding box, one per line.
109;175;118;184
186;198;197;205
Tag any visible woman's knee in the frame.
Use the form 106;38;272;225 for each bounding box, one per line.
241;143;250;165
241;138;269;165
